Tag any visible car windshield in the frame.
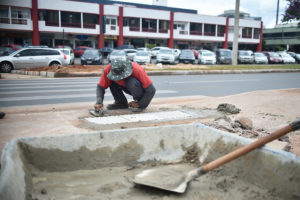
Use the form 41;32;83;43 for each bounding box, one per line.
254;53;264;57
181;50;193;55
269;53;280;57
220;51;232;57
111;50;125;56
239;51;252;56
203;52;214;56
159;49;172;54
136;51;149;56
281;54;291;58
83;50;98;56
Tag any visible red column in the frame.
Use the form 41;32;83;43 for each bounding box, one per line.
117;6;124;47
168;12;174;48
256;21;263;52
98;4;104;48
222;17;229;49
31;0;40;45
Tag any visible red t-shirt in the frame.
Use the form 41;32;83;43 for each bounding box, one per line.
98;62;152;89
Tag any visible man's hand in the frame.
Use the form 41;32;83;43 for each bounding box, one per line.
94;104;103;111
128;101;140;108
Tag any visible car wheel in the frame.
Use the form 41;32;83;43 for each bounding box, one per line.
49;61;60;67
1;62;13;73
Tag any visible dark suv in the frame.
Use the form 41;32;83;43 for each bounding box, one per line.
0;48;68;73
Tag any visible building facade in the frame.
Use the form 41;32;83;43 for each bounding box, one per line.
0;0;263;51
263;22;300;52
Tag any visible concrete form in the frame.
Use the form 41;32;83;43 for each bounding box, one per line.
0;123;299;199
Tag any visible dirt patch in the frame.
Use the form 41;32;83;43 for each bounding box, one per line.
24;65;105;72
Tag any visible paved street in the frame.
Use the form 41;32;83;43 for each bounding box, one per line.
0;72;300;107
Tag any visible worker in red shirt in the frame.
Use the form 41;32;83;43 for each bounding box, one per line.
94;59;156;113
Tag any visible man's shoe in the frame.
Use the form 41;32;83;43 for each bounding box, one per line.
129;107;144;112
0;112;5;119
107;102;128;110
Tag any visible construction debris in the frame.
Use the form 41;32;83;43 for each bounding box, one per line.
217;103;241;114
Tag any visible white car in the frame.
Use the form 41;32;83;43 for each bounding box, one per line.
198;51;216;64
150;47;169;58
172;49;181;60
124;49;137;61
156;48;176;64
278;52;296;64
56;48;75;65
108;50;127;62
133;51;151;65
254;52;268;64
137;47;150;52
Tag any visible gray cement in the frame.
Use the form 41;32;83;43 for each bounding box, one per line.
1;124;300;200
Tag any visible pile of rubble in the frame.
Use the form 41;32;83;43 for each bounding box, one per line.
204;103;291;151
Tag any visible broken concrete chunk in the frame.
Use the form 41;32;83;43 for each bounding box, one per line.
235;117;253;130
217;103;241;114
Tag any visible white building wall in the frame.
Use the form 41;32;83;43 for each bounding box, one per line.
1;0;31;8
123;27;169;38
104;5;119;16
124;7;169;20
38;0;99;14
229;18;260;28
0;19;32;31
175;13;226;25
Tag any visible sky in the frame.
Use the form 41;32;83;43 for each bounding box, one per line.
115;0;288;28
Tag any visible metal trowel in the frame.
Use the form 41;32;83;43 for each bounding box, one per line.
89;108;108;117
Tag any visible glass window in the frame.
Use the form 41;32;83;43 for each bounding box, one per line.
61;11;81;28
11;8;30;19
0;7;9;18
17;49;38;56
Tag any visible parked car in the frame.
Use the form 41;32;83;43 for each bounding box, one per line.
156;49;176;64
108;50;127;62
172;49;181;60
178;49;196;64
99;47;113;58
0;47;14;56
238;50;254;64
254;52;268;64
150;47;169;58
198;51;216;64
116;44;134;50
133;51;151;65
74;46;89;57
278;52;296;64
198;49;210;56
137;47;150;52
263;52;283;64
124;49;137;61
56;48;75;65
287;52;300;63
4;44;23;51
0;47;68;73
81;49;103;65
54;45;72;50
216;49;232;64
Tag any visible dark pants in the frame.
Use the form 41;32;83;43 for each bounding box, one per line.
110;77;144;104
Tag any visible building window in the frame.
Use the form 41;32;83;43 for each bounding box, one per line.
174;23;185;30
83;13;98;29
242;27;252;38
11;8;30;25
0;7;9;24
204;24;216;36
61;11;81;28
190;23;202;35
39;10;59;26
142;18;157;32
106;17;117;25
124;17;140;31
218;25;225;37
253;28;260;39
159;20;169;33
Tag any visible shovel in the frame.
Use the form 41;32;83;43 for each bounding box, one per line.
133;119;300;193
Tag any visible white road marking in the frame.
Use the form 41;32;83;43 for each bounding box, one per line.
0;90;177;101
168;79;260;84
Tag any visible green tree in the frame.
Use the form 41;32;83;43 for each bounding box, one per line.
282;0;300;25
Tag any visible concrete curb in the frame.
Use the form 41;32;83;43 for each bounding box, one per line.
11;69;300;78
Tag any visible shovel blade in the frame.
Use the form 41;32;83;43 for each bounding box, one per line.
133;164;193;193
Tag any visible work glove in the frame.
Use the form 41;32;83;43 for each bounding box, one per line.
128;101;140;108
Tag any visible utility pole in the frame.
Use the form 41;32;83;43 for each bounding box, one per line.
232;0;240;66
276;0;280;25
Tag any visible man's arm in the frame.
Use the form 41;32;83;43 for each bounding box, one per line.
96;84;105;105
138;83;156;108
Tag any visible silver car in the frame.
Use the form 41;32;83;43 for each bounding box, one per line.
124;49;137;61
56;48;75;65
156;49;176;64
0;47;68;73
133;51;151;65
108;50;127;63
254;52;268;64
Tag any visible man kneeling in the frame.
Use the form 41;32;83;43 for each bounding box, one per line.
94;59;156;112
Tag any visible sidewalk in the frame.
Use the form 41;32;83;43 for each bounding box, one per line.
1;89;300;157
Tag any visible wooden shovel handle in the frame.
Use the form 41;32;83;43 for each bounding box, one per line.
202;119;300;173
